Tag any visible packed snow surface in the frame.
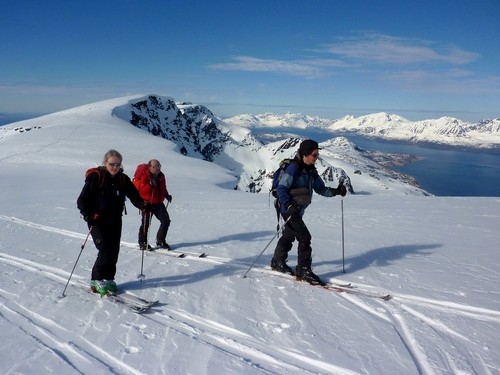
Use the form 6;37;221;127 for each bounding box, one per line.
0;96;499;374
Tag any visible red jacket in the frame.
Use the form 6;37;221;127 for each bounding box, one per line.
138;171;168;204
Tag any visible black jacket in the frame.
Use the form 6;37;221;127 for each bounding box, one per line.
77;167;143;221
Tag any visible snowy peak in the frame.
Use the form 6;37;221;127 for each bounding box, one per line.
227;112;333;129
226;112;500;149
113;95;232;162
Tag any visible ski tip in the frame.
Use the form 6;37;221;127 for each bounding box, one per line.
382;294;393;301
177;253;186;258
199;253;207;258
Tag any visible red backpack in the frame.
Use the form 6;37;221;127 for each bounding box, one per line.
132;163;149;191
85;167;107;188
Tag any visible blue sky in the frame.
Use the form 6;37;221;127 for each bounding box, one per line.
1;0;499;122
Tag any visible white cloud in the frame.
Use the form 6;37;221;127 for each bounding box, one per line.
382;69;500;94
208;56;347;78
320;33;480;65
207;33;480;82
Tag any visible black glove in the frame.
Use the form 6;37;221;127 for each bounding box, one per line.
286;203;300;216
166;194;172;203
149;178;158;187
84;214;99;226
337;183;347;197
330;183;347;197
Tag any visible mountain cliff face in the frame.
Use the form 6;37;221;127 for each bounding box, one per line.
113;95;230;161
111;95;428;196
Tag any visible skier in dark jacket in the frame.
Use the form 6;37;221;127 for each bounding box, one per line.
77;149;144;295
271;139;346;284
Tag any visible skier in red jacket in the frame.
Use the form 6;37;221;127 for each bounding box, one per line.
137;159;173;250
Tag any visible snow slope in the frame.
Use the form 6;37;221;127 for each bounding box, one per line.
0;97;499;374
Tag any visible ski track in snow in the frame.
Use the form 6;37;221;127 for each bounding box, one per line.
0;251;356;374
1;215;499;374
0;297;144;375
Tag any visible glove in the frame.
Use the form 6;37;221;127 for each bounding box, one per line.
84;213;100;225
337;182;347;197
149;178;158;187
286;203;300;216
166;194;172;203
330;183;347;197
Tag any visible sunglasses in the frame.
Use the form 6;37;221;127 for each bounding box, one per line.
152;164;161;169
310;152;319;158
108;162;122;167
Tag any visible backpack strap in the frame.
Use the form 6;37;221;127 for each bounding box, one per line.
85;167;106;189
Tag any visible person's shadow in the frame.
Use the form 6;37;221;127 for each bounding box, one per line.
120;230;275;291
173;230;275;249
316;243;441;278
120;238;440;292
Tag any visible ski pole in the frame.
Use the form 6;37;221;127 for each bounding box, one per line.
138;211;147;280
139;187;155;281
243;216;291;278
60;226;93;298
341;196;345;273
139;208;153;280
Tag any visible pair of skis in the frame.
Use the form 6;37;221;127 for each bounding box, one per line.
88;288;160;313
263;268;392;301
146;247;207;258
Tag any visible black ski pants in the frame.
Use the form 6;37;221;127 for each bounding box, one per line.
272;213;313;269
138;203;171;244
90;217;122;280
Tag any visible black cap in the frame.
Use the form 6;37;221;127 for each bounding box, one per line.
299;139;320;156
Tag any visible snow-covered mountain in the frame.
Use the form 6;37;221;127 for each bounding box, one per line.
1;95;499;375
104;95;427;196
226;112;500;149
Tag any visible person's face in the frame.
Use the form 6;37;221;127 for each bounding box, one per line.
105;157;122;176
149;161;162;175
303;150;319;165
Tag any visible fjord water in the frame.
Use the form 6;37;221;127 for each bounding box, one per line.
350;135;500;197
256;128;500;197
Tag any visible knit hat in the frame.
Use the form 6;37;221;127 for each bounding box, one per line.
299;139;320;156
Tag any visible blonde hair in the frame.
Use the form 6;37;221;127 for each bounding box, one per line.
102;149;123;165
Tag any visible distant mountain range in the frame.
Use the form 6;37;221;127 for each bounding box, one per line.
225;112;500;149
110;95;430;196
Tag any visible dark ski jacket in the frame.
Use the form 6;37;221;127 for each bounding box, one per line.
77;167;143;222
277;156;334;216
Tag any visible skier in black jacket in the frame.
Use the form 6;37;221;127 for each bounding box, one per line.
271;139;346;284
77;149;144;295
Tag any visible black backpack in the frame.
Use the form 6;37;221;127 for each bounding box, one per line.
270;159;296;198
270;158;303;232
